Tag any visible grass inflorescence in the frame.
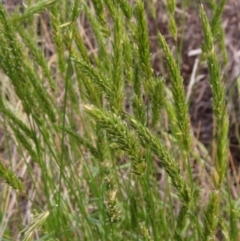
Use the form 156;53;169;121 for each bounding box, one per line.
0;0;238;240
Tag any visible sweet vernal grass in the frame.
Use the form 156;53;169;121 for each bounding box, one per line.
111;9;124;114
209;0;228;64
0;4;56;122
0;159;23;191
158;33;192;154
135;0;153;93
200;3;229;241
200;4;229;188
166;0;177;40
0;0;237;240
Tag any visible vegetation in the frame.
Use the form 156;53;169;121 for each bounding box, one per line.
0;0;239;240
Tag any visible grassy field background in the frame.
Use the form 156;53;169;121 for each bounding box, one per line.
0;0;240;240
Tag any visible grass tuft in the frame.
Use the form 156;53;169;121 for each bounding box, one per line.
0;1;237;240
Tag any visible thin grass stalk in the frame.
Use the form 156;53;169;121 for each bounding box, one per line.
59;126;99;157
56;55;73;236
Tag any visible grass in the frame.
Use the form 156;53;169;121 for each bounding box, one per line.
0;0;239;240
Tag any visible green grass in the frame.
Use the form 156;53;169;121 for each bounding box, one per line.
0;0;239;240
